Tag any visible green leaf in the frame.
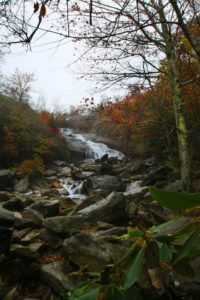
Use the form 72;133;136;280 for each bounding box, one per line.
172;228;200;265
160;243;172;262
122;247;145;290
172;223;197;242
68;285;100;300
150;217;190;243
128;229;144;238
145;241;160;269
149;220;175;234
149;186;200;211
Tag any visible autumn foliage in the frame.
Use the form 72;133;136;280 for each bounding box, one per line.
71;55;200;163
0;95;70;174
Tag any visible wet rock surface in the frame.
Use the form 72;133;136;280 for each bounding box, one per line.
0;132;199;299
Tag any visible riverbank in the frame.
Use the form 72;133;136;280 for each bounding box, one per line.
0;130;200;299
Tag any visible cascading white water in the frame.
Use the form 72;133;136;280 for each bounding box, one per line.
63;129;124;160
124;181;146;195
60;178;84;199
60;128;125;198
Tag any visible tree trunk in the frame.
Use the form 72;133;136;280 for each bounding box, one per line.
167;55;191;191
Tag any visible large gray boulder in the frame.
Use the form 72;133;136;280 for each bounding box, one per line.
83;175;125;196
65;135;89;162
28;200;60;218
43;192;127;233
43;215;90;234
63;233;129;271
77;191;127;224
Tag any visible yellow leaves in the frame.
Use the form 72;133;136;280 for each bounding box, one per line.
34;136;54;155
15;155;45;176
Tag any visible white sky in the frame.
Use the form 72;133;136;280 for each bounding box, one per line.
2;39;98;111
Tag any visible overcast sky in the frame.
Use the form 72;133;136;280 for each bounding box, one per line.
1;38;96;111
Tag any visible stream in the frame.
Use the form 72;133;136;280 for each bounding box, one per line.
60;128;144;198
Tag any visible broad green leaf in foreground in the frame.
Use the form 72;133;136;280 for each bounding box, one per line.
160;243;173;262
172;228;200;265
68;285;100;300
122;247;145;290
149;186;200;210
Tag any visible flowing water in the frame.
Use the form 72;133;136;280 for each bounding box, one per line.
63;128;124;160
60;128;143;198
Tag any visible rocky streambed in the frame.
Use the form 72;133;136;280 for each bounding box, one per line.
0;130;199;299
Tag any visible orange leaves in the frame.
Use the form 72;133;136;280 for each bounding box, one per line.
38;111;51;123
42;254;63;264
15;155;45;176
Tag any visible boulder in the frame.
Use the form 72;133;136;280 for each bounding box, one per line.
41;261;81;294
2;198;25;211
83;175;125;196
44;169;57;177
0;208;21;226
70;193;102;215
22;208;44;227
65;136;88;162
79;162;101;173
141;165;171;186
41;189;60;197
42;228;63;249
29;200;60;218
63;233;129;271
14;175;30;193
77;191;127;224
100;162;116;175
0;169;15;190
72;171;94;180
57;166;71;177
165;180;184;192
43;215;90;234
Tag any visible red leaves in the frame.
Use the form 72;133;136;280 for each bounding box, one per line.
34;2;46;17
40;3;46;17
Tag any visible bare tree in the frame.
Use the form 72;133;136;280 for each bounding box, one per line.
3;69;35;104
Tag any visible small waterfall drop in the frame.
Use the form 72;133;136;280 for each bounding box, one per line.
60;178;85;199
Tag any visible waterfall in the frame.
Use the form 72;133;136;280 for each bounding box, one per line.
63;128;124;160
60;128;124;199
